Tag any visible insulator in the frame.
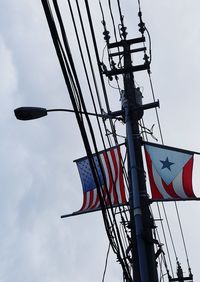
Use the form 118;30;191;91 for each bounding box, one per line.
103;30;110;42
143;53;149;65
120;26;128;39
138;21;146;35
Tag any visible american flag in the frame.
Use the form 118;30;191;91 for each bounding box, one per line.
75;146;127;212
144;142;197;201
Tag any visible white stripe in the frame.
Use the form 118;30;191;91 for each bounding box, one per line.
113;148;122;203
152;166;172;199
172;170;188;199
84;192;91;210
107;150;116;204
91;189;98;207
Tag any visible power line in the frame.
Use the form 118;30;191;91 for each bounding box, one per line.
102;243;111;282
44;1;133;279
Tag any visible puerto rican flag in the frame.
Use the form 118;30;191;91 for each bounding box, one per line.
144;142;197;201
75;146;127;212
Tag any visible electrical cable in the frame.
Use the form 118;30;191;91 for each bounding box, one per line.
108;0;118;42
156;203;174;277
66;0;108;152
174;202;191;271
42;0;121;259
80;1;134;276
102;243;111;282
96;1;131;251
148;68;193;274
153;226;171;280
81;0;130;218
117;0;127;40
73;0;130;230
42;1;187;280
52;1;132;277
145;25;194;274
84;0;119;145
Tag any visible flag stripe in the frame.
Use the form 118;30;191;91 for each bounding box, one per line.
172;171;188;198
91;189;100;210
114;147;122;204
80;193;87;211
182;157;196;198
109;149;119;204
101;151;114;206
117;147;126;203
161;178;180;199
152;166;172;199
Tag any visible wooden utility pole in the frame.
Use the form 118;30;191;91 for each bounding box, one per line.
105;37;159;281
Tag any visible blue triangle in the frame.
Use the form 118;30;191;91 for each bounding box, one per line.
145;144;193;185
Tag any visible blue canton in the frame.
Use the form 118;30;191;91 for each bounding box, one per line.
77;155;104;192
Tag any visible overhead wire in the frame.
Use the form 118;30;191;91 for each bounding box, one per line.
174;202;191;271
66;0;108;151
156;203;174;277
153;226;171;281
83;0;134;278
148;65;192;274
98;1;130;220
86;0;192;279
108;0;118;42
136;0;192;276
59;0;133;278
102;243;111;282
42;0;193;280
76;0;130;228
84;0;119;145
82;0;130;217
42;2;132;277
133;0;176;277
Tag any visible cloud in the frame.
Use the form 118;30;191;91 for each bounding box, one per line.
0;1;200;281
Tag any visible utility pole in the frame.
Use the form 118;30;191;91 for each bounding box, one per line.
104;37;159;281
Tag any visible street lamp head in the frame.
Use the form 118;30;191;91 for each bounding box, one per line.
14;107;48;121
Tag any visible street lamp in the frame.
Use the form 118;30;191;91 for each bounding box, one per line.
14;102;159;122
14;107;125;121
14;107;48;121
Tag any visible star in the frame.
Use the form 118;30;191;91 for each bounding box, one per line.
160;157;174;171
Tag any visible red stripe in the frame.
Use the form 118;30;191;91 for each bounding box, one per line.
102;151;114;206
110;149;119;205
183;157;196;198
103;186;109;205
145;148;163;200
117;147;126;203
90;189;100;209
161;179;180;199
88;190;94;209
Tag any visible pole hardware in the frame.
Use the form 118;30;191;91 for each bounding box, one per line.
108;37;146;49
109;47;147;58
137;100;159;111
103;63;150;77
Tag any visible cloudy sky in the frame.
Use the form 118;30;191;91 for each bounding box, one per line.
1;1;200;281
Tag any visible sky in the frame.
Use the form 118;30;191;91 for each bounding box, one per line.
0;1;200;282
